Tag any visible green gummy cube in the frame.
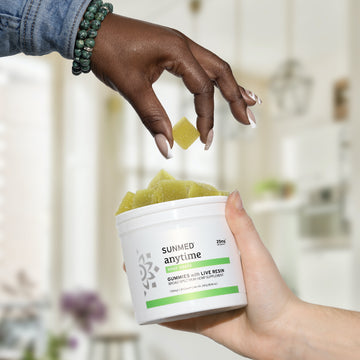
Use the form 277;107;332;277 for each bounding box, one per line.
152;180;190;203
188;182;220;197
133;189;153;209
173;117;200;149
115;170;230;215
147;169;176;188
115;191;135;215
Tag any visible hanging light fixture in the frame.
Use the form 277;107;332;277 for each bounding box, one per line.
189;0;202;39
270;0;312;116
189;0;201;14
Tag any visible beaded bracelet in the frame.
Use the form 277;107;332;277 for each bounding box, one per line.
72;0;113;75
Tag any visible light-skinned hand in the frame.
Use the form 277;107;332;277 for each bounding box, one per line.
163;190;299;359
163;191;360;360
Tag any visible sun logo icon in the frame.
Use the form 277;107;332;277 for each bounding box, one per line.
137;251;159;296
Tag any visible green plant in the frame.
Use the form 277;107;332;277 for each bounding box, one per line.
254;179;281;196
254;179;296;199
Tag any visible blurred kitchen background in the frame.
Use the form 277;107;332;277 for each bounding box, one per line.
1;0;360;359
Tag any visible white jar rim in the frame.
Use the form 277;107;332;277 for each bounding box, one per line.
116;196;228;235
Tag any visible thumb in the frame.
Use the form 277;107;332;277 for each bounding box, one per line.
225;191;277;276
225;192;297;336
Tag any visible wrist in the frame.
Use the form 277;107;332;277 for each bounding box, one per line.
290;302;360;360
249;298;308;360
72;0;113;75
265;300;360;360
273;300;308;360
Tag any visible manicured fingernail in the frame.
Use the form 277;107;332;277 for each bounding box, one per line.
245;89;257;102
245;89;262;104
246;107;256;128
155;134;173;159
204;129;214;150
231;190;243;210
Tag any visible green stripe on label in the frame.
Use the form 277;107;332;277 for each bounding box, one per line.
146;286;239;309
166;257;230;273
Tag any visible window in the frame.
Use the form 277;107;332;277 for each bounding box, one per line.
0;56;52;301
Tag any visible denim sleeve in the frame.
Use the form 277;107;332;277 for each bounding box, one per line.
0;0;92;59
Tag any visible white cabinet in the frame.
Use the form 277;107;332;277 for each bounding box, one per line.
297;244;353;309
281;123;346;191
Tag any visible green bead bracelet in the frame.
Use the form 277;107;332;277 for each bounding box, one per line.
72;0;113;76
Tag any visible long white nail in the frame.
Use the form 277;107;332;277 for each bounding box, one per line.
155;134;173;159
204;129;214;151
245;89;257;102
246;107;256;128
245;89;262;105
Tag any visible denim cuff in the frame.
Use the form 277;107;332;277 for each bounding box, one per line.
20;0;92;59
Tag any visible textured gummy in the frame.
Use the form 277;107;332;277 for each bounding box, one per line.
172;117;200;149
147;169;175;188
188;182;220;197
133;189;153;209
116;170;229;214
152;180;189;203
115;191;135;215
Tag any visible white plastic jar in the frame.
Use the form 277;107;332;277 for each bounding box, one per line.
116;196;247;325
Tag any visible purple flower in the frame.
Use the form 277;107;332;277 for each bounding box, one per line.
60;290;107;333
67;336;78;349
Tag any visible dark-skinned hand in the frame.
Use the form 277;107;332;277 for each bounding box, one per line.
91;14;261;158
